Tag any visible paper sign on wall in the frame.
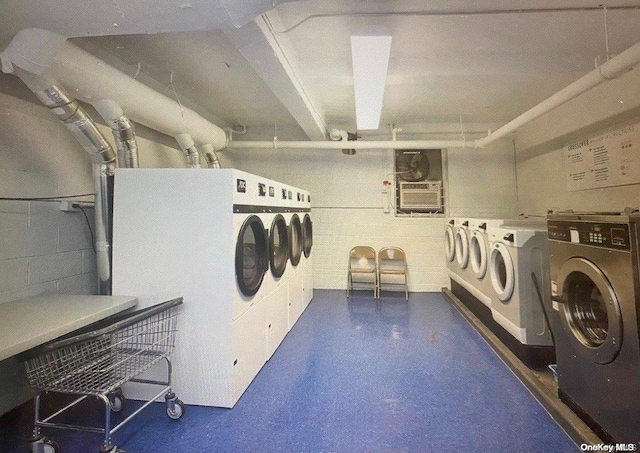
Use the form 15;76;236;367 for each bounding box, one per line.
566;122;640;191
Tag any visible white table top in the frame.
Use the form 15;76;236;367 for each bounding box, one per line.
0;295;138;361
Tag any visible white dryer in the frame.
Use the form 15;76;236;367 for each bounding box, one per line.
301;194;313;309
112;168;309;407
280;187;305;330
260;185;290;361
488;225;553;349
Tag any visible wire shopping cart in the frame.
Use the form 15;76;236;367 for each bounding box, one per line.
20;297;184;453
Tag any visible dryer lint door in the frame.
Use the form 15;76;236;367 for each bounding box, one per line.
236;215;268;297
490;242;515;301
555;257;622;364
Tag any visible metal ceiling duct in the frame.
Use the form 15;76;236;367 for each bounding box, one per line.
176;133;202;169
201;144;222;169
1;28;228;151
94;100;139;168
14;69;116;296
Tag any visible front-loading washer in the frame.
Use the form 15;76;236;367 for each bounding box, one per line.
487;224;554;368
454;218;471;280
548;211;640;444
467;219;504;306
444;218;457;273
448;218;496;320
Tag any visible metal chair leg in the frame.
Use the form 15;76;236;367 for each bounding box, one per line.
404;273;408;300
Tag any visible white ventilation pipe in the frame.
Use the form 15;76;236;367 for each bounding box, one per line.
94;100;139;168
477;39;640;147
1;28;228;150
201;144;222;168
176;133;201;168
228;139;475;150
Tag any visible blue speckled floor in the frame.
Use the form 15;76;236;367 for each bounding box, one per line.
1;290;577;452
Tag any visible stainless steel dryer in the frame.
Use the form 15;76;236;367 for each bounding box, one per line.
547;210;640;445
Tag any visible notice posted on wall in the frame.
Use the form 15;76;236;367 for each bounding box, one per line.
566;122;640;192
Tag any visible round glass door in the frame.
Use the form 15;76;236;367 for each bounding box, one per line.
289;214;303;266
470;232;487;279
302;214;313;258
489;243;514;301
557;257;622;364
445;225;456;262
270;214;288;278
235;215;268;297
455;228;469;269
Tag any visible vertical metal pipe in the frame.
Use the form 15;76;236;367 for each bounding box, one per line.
16;71;116;295
94;100;140;169
94;163;114;295
112;116;139;168
201;144;221;168
176;133;201;168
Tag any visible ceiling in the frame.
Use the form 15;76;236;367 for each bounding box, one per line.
1;0;640;141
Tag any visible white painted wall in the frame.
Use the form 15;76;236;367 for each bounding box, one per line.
0;81;234;415
227;127;517;292
514;65;640;214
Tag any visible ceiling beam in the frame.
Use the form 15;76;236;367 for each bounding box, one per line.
224;10;327;141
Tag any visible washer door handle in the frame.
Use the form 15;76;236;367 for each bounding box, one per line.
551;295;566;304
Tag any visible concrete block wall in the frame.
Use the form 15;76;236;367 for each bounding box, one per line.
0;200;97;302
0;80;231;415
514;65;640;214
228;129;518;292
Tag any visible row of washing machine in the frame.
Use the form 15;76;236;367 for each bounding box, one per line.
112;168;313;408
444;217;554;368
447;211;640;445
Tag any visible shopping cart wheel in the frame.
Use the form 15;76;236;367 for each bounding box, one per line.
30;436;59;453
166;398;185;420
109;390;125;413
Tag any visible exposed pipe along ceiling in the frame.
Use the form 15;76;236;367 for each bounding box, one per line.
1;6;640;295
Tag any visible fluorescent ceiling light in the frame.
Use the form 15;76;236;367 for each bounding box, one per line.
351;33;392;130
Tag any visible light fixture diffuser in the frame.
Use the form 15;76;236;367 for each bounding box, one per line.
351;33;392;130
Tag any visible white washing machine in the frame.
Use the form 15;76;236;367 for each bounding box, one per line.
444;218;469;288
444;218;458;285
112;168;309;407
487;225;553;348
449;218;480;296
467;218;504;307
454;218;471;278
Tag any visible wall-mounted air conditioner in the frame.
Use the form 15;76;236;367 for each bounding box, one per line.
399;181;442;210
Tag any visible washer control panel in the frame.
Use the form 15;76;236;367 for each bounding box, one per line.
547;220;631;251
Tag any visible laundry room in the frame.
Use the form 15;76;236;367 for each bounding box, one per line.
0;1;639;452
